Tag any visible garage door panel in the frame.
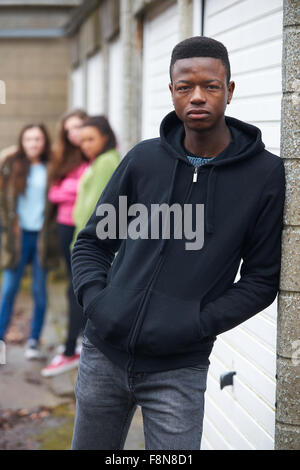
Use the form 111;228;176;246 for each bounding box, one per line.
229;94;282;121
239;313;277;351
205;394;255;449
207;355;275;437
71;65;84;109
204;0;282;37
205;0;242;17
212;338;276;407
145;31;179;56
206;373;274;449
233;68;282;97
202;416;233;449
87;52;104;115
229;39;282;75
142;1;179;140
211;9;283;51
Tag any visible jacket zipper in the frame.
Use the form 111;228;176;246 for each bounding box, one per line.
126;163;198;375
193;166;198;183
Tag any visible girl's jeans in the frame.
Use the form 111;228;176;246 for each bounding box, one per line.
71;333;209;450
0;229;48;341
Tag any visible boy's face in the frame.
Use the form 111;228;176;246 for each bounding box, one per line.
169;56;235;132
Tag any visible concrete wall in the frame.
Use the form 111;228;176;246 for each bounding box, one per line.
275;0;300;450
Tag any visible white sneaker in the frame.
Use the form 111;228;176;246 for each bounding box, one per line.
24;339;47;360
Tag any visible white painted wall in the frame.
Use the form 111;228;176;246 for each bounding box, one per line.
71;64;84;109
141;0;179;139
193;0;203;35
204;0;283;155
193;0;284;450
86;51;104;115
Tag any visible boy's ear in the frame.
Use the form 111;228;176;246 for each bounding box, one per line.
227;80;235;104
169;83;174;107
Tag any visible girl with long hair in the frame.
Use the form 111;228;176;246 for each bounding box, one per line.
70;115;121;251
41;109;90;377
0;123;60;359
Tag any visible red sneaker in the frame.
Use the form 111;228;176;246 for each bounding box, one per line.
41;353;80;377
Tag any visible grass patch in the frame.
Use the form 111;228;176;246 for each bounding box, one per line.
32;403;76;450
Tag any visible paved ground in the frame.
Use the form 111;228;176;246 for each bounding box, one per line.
0;277;145;450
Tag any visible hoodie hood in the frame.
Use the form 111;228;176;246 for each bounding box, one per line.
160;110;265;166
158;111;265;237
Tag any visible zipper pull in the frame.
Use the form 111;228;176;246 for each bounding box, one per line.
193;166;198;183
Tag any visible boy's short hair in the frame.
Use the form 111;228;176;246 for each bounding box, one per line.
169;36;231;85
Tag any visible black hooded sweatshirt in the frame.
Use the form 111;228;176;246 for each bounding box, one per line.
71;111;286;374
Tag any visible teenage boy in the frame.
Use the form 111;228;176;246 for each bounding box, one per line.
71;36;285;450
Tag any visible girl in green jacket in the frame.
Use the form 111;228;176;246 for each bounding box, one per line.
71;116;121;251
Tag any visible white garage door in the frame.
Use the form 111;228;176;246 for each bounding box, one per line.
71;65;84;109
87;51;104;115
108;35;123;148
193;0;284;450
141;0;179;139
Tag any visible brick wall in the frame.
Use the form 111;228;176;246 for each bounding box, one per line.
0;37;70;150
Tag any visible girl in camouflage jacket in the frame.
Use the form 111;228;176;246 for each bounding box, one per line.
0;123;60;359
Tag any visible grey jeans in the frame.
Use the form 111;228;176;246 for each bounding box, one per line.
71;334;209;450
